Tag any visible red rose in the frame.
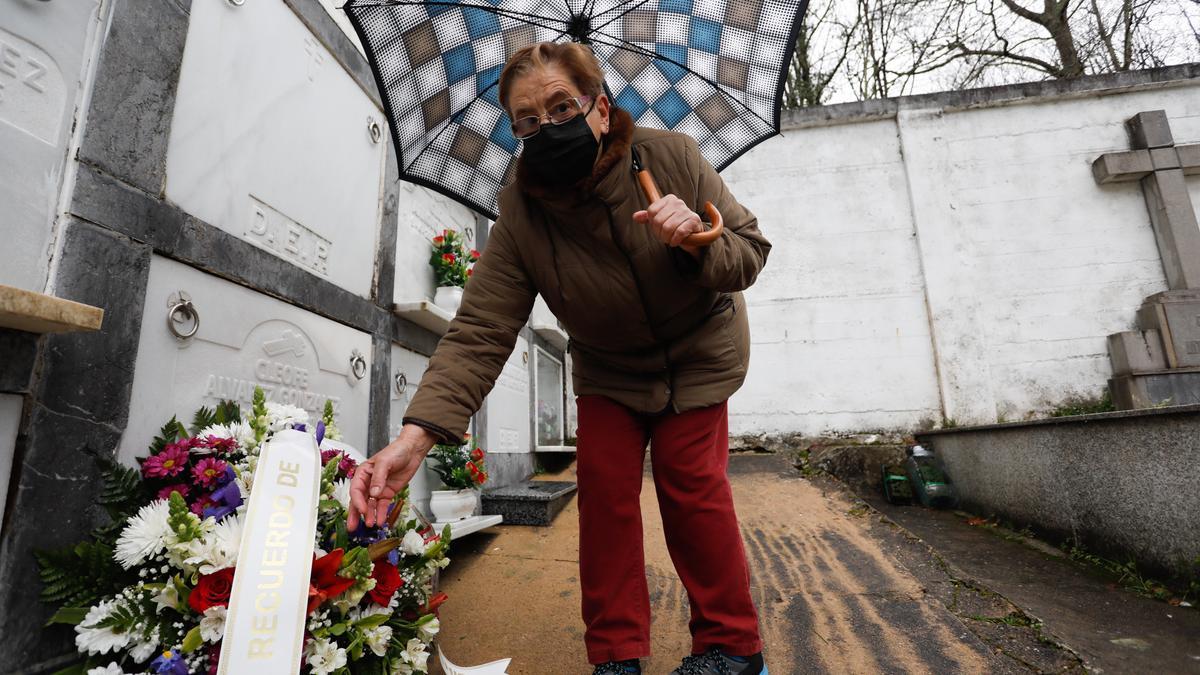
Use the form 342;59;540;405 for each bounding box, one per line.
470;249;481;261
368;561;403;606
466;268;473;277
432;235;444;245
470;447;484;461
442;253;456;264
189;567;235;613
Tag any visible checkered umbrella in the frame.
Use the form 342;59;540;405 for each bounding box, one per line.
344;0;807;219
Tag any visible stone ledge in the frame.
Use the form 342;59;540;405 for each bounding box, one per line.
482;480;577;526
781;62;1200;131
0;284;104;334
916;403;1200;438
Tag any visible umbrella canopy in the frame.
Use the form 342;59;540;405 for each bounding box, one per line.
344;0;807;218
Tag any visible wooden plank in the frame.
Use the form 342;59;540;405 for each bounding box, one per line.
0;284;104;334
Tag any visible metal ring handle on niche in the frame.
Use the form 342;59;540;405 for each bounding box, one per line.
167;299;200;340
394;371;407;395
226;0;245;6
350;351;368;380
368;118;382;144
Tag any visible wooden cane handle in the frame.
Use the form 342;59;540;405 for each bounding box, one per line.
636;169;724;247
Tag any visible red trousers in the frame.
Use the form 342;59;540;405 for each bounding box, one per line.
575;395;763;664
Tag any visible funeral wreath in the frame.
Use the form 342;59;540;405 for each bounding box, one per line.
37;388;451;675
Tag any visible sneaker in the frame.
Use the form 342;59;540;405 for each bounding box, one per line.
669;646;767;675
592;658;642;674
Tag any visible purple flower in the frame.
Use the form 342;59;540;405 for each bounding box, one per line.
150;649;188;675
315;420;326;445
293;423;306;433
202;466;242;521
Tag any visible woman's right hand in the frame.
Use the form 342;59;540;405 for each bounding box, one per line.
347;423;439;529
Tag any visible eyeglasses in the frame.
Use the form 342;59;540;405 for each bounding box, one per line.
510;95;595;140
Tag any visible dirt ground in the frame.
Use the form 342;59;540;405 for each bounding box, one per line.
428;452;1055;674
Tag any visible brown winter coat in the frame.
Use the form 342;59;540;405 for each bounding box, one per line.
403;106;771;443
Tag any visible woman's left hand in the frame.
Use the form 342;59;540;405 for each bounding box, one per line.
634;194;703;253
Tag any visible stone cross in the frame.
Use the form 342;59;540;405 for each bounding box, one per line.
1092;110;1200;290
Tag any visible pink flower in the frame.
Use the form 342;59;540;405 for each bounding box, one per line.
157;484;190;501
192;457;229;488
142;444;189;478
190;494;215;516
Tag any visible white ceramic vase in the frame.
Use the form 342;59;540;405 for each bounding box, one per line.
429;488;478;523
433;285;463;313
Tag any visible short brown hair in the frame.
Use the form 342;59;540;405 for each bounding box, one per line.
498;42;605;114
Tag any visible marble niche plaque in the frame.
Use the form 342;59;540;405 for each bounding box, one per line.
484;336;532;455
390;343;437;518
0;394;22;525
119;257;372;464
0;1;102;292
165;0;386;298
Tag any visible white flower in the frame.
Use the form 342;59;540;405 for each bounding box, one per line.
364;624;393;657
418;616;440;641
266;402;310;431
186;511;243;574
114;500;172;569
75;600;131;655
87;664;125;675
199;606;227;643
390;664;415;675
401;638;430;670
401;529;426;556
166;517;216;571
331;479;352;512
198;421;255;451
305;637;348;675
128;636;159;663
153;583;180;613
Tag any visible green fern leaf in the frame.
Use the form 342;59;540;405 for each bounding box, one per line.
148;416;187;454
190;406;217;436
215;399;241;425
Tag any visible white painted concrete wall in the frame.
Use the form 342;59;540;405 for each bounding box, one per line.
725;80;1200;436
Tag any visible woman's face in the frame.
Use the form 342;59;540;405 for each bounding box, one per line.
506;64;610;142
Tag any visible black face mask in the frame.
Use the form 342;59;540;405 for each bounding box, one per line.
521;113;599;185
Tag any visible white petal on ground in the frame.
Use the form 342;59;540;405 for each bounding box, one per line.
114;500;172;569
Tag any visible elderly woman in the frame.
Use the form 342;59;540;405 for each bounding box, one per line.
348;42;771;675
